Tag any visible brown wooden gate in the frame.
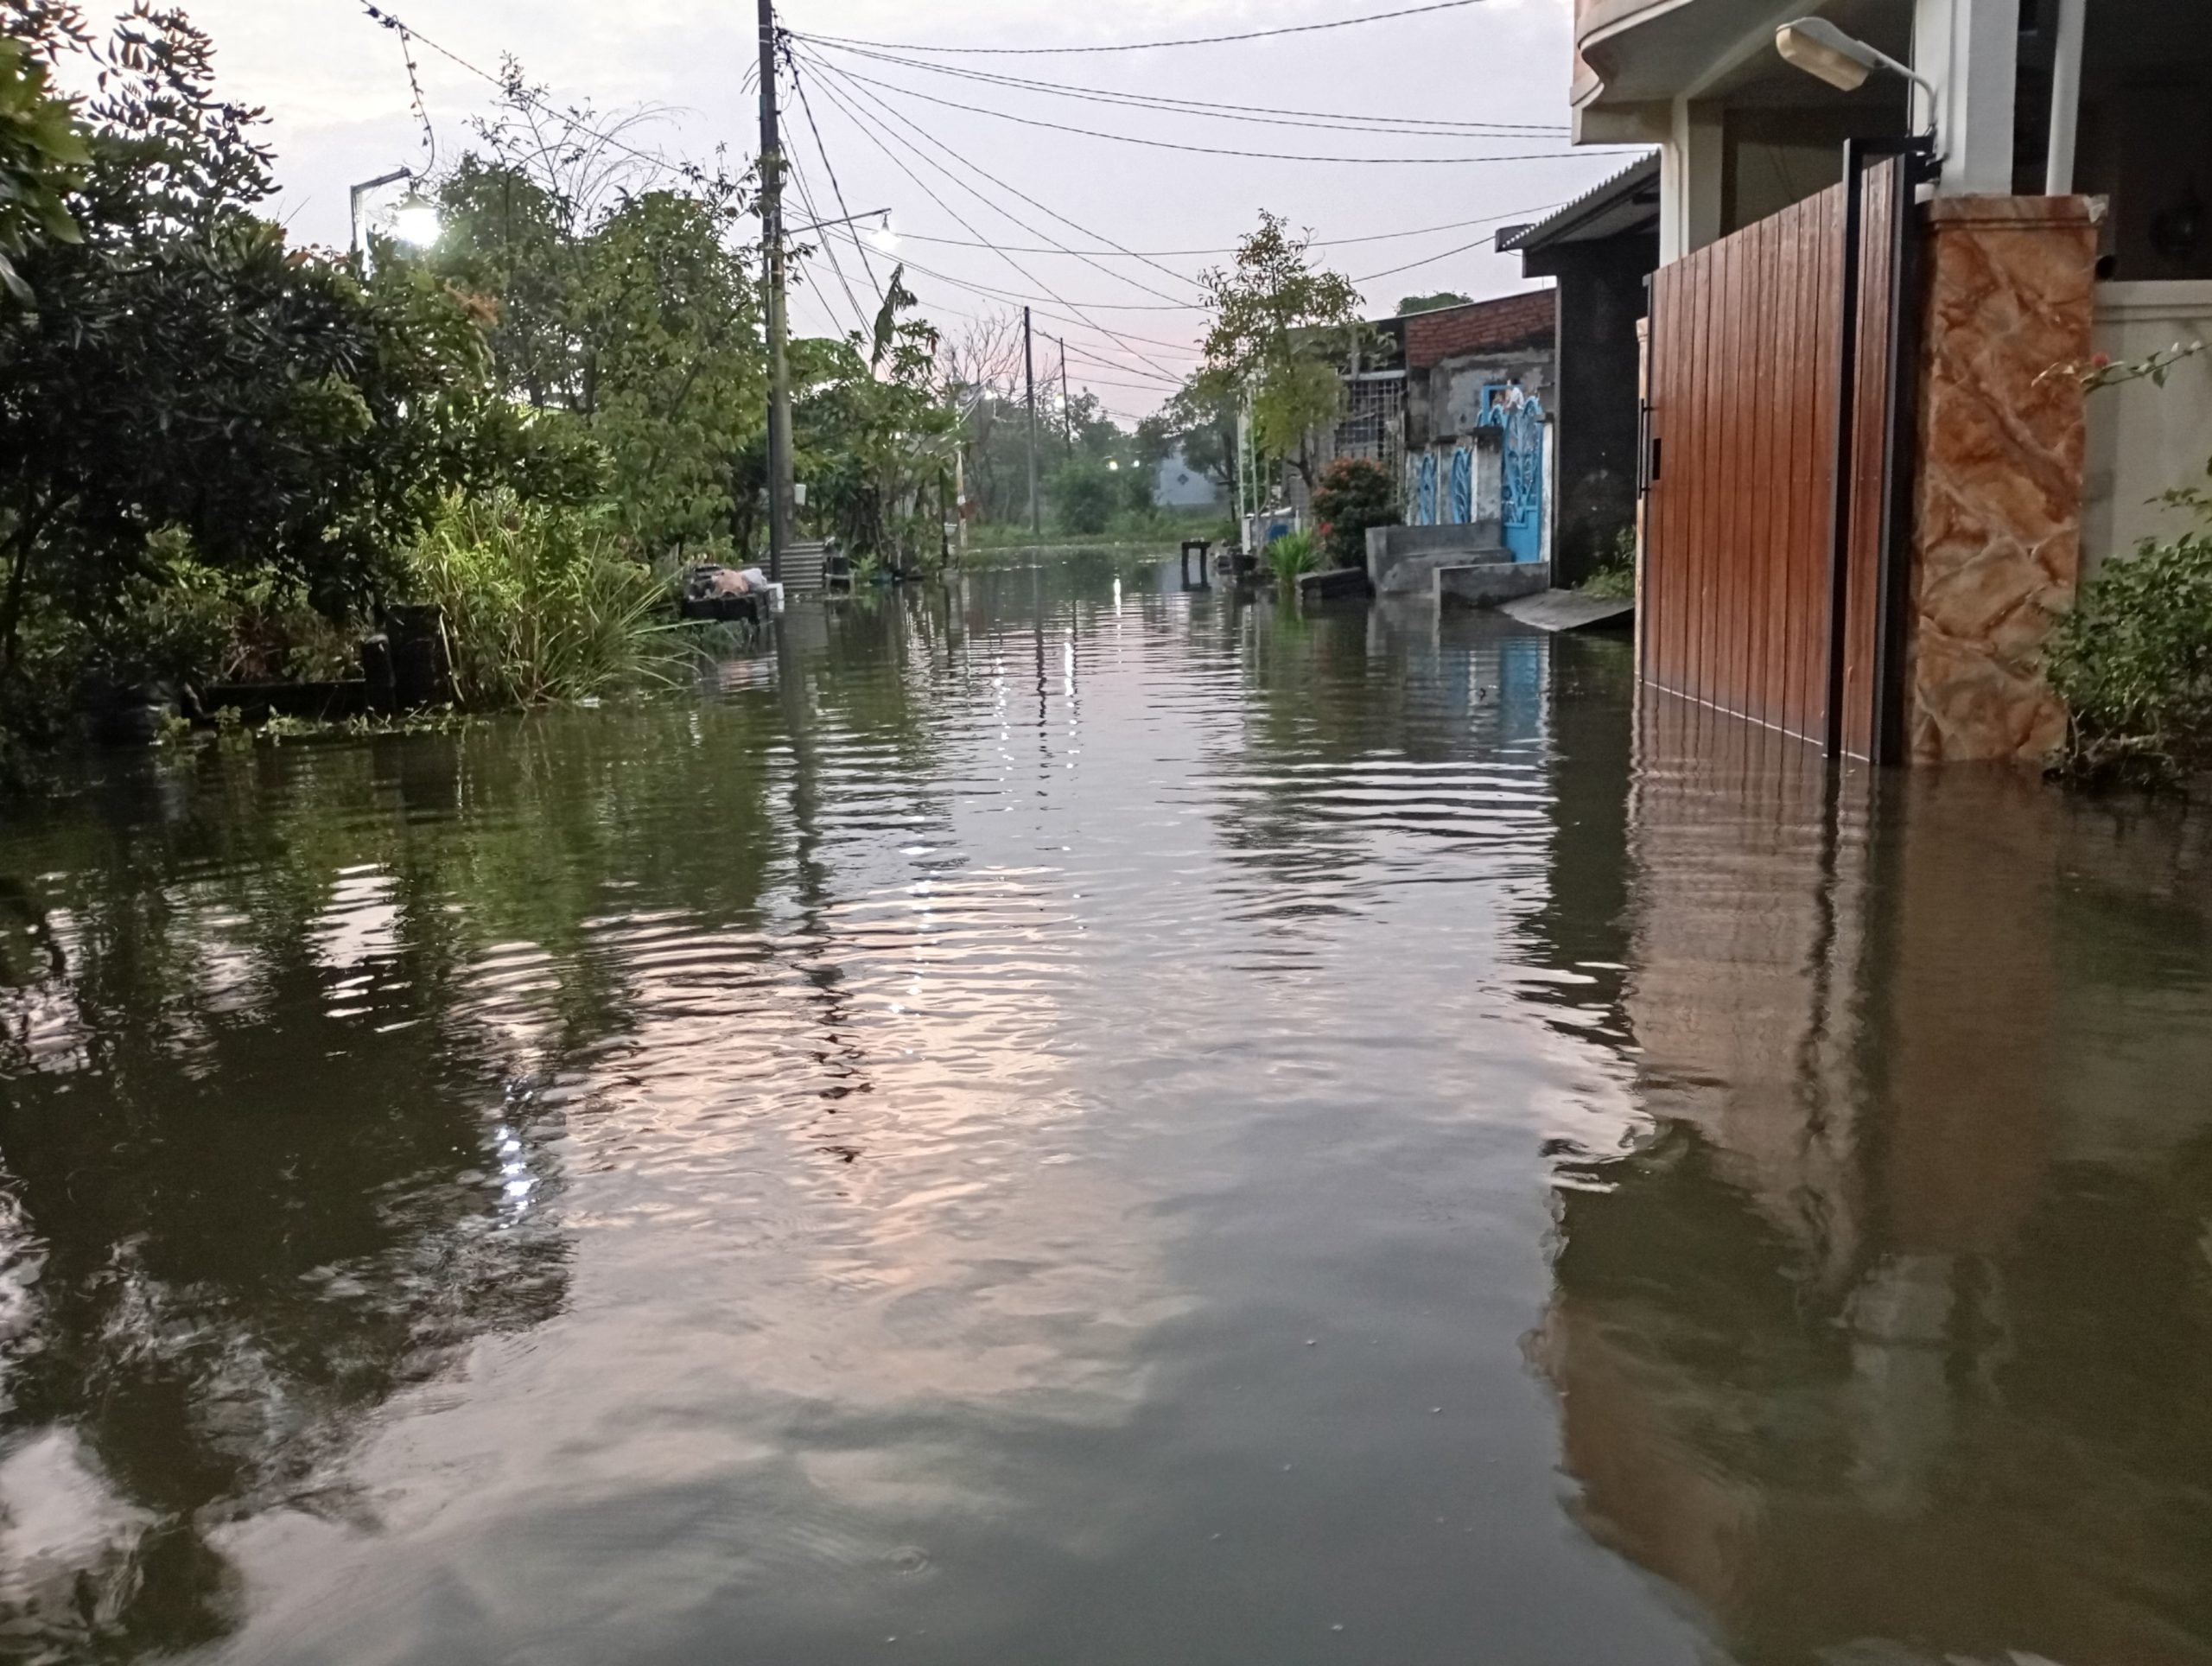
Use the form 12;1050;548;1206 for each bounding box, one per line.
1641;143;1929;763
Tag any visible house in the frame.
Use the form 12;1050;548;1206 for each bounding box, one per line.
1245;294;1560;589
1152;441;1222;510
1562;0;2212;765
1500;156;1662;587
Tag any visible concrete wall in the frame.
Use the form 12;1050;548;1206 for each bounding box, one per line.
2082;281;2212;571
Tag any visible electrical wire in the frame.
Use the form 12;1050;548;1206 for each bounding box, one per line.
381;15;438;173
784;147;873;340
1353;230;1522;283
794;43;1202;300
798;2;1489;56
798;39;1567;137
359;4;687;182
792;62;1195;381
808;220;1202;365
785;50;885;308
801;62;1592;165
880;205;1569;260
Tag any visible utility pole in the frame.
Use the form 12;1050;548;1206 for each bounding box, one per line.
758;0;794;582
1023;305;1041;536
1058;338;1074;452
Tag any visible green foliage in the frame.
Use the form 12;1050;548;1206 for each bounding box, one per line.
403;490;680;709
1050;457;1119;535
782;270;957;567
1309;456;1398;569
429;120;761;557
1395;291;1471;315
2046;531;2212;780
1266;529;1318;588
0;5;601;719
1194;212;1365;491
0;27;87;303
1579;528;1637;600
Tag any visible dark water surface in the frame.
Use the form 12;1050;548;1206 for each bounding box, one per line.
3;562;2211;1665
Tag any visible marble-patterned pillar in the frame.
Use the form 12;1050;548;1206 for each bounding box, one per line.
1905;195;2101;766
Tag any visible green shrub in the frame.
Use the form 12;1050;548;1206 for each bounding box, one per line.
1048;458;1119;536
1578;526;1637;601
1266;529;1318;588
2046;531;2212;780
404;490;679;708
1310;457;1399;569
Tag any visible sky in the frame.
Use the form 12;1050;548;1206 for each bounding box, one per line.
135;0;1641;422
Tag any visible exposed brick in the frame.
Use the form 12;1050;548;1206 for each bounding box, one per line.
1403;290;1557;370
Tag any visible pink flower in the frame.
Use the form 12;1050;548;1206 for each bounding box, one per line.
2091;351;2112;368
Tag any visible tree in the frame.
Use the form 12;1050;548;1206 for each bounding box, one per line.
1194;211;1364;493
428;73;762;558
0;21;87;303
1395;291;1471;315
0;6;597;701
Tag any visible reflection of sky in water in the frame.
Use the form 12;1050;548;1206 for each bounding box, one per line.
1;575;2205;1666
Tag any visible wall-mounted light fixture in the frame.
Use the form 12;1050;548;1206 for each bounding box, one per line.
1775;17;1939;146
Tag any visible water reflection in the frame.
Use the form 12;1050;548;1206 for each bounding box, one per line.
1;565;2209;1664
1535;692;2212;1665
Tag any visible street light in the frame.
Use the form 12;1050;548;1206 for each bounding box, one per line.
349;166;412;260
391;192;443;249
1775;17;1938;138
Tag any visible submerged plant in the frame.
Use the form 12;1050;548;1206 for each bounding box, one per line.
1266;529;1318;588
404;490;680;709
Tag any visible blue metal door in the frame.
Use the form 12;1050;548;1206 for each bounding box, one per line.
1479;390;1546;563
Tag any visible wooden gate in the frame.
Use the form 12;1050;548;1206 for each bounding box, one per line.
1641;143;1929;762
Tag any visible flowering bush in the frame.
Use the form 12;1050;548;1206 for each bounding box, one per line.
1310;458;1399;569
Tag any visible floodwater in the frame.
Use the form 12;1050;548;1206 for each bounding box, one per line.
2;560;2210;1666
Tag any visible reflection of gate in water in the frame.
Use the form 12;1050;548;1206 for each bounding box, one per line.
1479;391;1545;563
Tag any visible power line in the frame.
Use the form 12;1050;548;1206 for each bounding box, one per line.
809;220;1202;360
785;50;885;308
359;4;688;181
802;62;1592;166
784;147;872;340
793;60;1194;381
883;204;1569;260
798;1;1489;56
795;45;1201;300
801;39;1568;137
1354;231;1525;283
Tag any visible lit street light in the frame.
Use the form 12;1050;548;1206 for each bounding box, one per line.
391;192;443;249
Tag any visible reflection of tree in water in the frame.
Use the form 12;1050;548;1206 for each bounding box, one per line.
0;702;798;1660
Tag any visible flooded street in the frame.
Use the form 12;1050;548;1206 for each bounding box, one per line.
3;560;2210;1665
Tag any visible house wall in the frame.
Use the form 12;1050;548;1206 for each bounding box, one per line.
1152;442;1222;510
1905;195;2100;765
2082;282;2212;571
1548;232;1656;585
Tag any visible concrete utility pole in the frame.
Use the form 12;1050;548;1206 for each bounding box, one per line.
759;0;794;581
1058;338;1074;452
1023;306;1041;535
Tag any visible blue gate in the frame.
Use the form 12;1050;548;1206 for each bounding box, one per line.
1478;389;1546;563
1413;451;1439;525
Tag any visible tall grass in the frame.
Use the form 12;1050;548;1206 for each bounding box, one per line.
406;491;680;708
1266;529;1318;588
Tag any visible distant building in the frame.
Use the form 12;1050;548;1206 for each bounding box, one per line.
1154;441;1222;509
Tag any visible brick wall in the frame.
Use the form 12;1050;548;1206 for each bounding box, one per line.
1403;290;1557;369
